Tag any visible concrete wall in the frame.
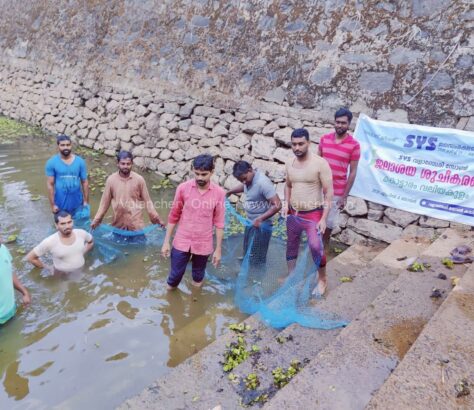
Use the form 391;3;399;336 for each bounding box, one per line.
0;0;472;126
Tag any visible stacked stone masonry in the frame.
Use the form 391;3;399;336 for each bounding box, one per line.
1;62;471;245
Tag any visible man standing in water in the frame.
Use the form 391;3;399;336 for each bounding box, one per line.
0;241;31;325
282;128;333;296
91;151;164;231
46;135;89;218
226;161;282;266
318;108;360;251
27;210;94;274
162;154;225;290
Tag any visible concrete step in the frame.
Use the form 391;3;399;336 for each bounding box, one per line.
219;236;431;407
366;264;474;410
119;242;386;409
264;228;473;410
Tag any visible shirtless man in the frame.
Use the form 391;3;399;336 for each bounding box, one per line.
282;128;333;296
27;210;94;274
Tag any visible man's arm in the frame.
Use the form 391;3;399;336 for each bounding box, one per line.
84;235;94;254
225;184;244;197
337;159;359;209
141;180;163;226
254;195;282;227
81;179;89;205
26;249;46;269
47;176;58;213
282;173;292;218
91;178;112;229
319;161;334;234
13;274;31;306
212;228;224;268
161;223;177;258
161;186;184;257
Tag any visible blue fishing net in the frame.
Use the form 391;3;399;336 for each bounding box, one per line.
207;200;348;330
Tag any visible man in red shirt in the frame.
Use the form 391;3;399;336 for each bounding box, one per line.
161;154;225;290
318;108;360;248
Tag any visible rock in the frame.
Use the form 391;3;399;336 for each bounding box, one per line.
367;209;384;221
191;115;206;127
85;98;99;111
418;216;450;228
184;145;202;161
172;149;185;162
104;129;117;140
242;119;266;134
401;224;436;240
224;175;241;190
263;87;286;104
221;146;242;162
347;218;403;243
135;104;149;117
198;137;222;147
106;100;120;113
132;136;144;145
251;134;276;160
274;127;293;146
337;228;366;245
139;95;154;106
114;113;128;129
367;201;385;210
225;133;249;148
344;197;368;216
212;124;228;137
188;125;209;138
384;208;420;227
179;103;195;118
359;72;394;93
262;121;280;135
377;109;409;123
273;147;292;163
245;111;261;120
252;159;286;182
220;112;235;123
117;129;135;142
89;128;99;140
123;99;138;111
194;105;220;118
260;112;273;122
156;159;176;174
164;102;180;114
179;119;192;131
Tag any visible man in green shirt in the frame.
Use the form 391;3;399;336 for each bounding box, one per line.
0;242;31;325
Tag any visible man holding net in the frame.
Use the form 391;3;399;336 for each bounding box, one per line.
226;161;282;266
91;151;164;234
282;128;333;296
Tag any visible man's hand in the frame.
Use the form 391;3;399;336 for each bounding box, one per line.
252;217;263;228
150;214;165;227
161;241;171;258
52;204;59;213
336;196;347;210
212;248;222;268
22;291;31;307
90;219;101;230
317;219;327;235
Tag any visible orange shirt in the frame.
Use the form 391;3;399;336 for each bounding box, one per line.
95;171;158;230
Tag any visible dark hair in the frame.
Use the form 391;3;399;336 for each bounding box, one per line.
291;128;309;141
54;210;72;223
193;154;214;171
335;108;353;123
233;161;252;178
56;135;71;145
117;151;133;162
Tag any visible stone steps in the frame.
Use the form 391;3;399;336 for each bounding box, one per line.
366;261;474;409
264;228;473;410
118;242;386;409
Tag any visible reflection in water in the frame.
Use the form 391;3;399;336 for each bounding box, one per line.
0;136;247;409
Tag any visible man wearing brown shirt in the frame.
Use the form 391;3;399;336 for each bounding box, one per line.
282;128;333;296
91;151;163;231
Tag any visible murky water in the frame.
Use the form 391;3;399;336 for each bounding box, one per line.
0;128;246;409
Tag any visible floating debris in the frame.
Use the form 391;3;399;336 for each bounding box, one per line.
454;379;470;398
396;256;408;261
6;234;18;244
339;276;353;283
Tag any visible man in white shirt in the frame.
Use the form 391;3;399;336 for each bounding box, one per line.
27;210;94;274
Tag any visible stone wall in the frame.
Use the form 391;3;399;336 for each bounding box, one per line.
1;61;471;245
0;0;472;126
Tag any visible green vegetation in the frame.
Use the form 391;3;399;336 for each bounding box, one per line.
152;178;173;190
228;323;250;333
441;258;454;269
223;335;250;372
0;116;43;143
244;373;260;390
407;261;431;272
272;360;302;388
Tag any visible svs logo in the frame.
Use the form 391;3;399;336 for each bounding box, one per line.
404;135;437;151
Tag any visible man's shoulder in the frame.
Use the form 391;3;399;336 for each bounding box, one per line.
320;132;334;142
46;154;59;166
255;170;273;187
347;134;360;147
74;228;91;238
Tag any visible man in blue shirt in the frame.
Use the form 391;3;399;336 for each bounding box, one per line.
0;242;31;325
45;135;89;219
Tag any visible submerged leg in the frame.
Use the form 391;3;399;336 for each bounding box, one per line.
190;253;210;287
167;248;192;290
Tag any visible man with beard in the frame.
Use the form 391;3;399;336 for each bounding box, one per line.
318;108;360;249
282;128;333;296
91;151;163;231
161;154;225;290
46;135;89;218
27;210;94;274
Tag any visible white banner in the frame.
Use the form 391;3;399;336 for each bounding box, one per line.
351;114;474;226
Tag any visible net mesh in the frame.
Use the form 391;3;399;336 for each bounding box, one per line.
207;201;348;329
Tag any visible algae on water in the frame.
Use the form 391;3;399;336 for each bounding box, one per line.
0;116;44;144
